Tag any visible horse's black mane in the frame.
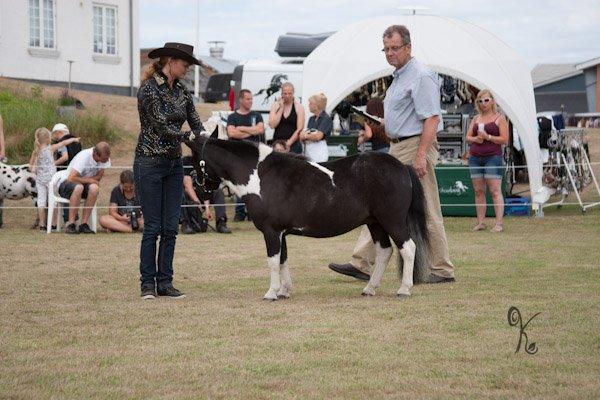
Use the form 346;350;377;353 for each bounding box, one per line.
192;137;308;165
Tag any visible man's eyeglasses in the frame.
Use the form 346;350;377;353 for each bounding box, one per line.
477;98;492;104
381;43;409;53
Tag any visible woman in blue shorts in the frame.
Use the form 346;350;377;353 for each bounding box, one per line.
465;89;509;232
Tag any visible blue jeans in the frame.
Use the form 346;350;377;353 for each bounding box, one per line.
235;195;246;219
468;154;504;179
134;155;184;290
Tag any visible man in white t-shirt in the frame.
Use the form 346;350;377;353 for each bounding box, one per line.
58;142;111;234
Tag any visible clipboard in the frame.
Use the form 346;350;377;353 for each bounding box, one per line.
351;106;382;125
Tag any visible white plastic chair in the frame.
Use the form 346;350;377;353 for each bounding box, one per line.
47;170;97;233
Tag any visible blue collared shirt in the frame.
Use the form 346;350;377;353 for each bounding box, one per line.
383;58;443;138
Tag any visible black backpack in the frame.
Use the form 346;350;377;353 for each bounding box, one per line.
56;133;82;166
537;117;552;149
180;192;207;233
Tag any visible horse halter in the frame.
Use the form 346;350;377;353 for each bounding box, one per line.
193;136;217;196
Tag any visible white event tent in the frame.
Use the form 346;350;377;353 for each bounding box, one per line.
302;14;544;206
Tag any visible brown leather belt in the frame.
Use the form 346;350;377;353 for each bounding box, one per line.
390;134;421;144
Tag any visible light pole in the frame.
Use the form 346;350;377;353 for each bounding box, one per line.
67;60;74;92
194;0;200;101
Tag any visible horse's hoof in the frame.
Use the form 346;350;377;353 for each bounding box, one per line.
396;293;410;300
361;292;373;297
277;294;289;299
263;297;277;302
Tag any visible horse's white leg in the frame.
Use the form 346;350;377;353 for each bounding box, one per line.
263;254;281;301
362;243;392;296
397;239;416;297
277;261;292;299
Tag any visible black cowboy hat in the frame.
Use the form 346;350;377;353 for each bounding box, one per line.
148;42;201;66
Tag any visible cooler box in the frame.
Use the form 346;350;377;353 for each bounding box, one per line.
435;163;506;217
505;196;531;216
326;135;359;160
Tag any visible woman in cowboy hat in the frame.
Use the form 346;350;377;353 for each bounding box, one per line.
134;42;203;300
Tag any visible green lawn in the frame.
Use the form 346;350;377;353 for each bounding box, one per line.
1;207;599;399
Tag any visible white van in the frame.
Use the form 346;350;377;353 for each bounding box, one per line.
231;59;303;141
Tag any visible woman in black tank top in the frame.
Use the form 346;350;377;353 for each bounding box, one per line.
268;83;305;154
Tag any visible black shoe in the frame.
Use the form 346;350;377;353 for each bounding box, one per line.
157;286;186;298
40;226;47;231
216;220;232;234
427;274;456;284
181;224;195;234
192;218;208;233
233;214;246;222
141;287;156;300
51;225;57;231
328;263;370;281
79;223;95;234
65;223;79;234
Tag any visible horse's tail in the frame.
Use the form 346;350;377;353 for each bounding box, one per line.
404;165;430;284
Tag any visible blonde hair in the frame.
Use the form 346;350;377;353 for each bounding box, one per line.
475;89;498;115
141;56;170;82
309;92;327;113
30;127;51;173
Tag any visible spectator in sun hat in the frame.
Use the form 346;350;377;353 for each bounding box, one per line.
52;123;82;169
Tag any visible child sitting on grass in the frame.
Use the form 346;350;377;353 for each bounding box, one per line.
29;127;79;231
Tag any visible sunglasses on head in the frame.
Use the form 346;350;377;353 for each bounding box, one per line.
477;98;492;104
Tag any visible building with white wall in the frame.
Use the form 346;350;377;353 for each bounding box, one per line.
0;0;139;96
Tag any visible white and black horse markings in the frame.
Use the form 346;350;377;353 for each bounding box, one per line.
187;136;430;300
0;162;37;228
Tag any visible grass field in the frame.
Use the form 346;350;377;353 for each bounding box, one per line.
1;78;599;398
1;205;599;399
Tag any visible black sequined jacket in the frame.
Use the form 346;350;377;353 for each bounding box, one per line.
135;71;204;159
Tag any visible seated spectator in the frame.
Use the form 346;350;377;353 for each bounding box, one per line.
99;170;143;233
272;139;289;153
181;156;231;234
52;123;83;223
52;123;82;169
57;142;111;234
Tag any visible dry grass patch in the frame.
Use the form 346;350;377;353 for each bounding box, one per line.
1;207;599;399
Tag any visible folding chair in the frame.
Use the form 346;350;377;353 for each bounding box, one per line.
47;170;97;233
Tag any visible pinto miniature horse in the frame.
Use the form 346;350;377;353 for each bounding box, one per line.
0;162;37;228
187;136;430;300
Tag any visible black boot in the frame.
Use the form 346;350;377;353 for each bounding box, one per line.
181;223;195;234
216;218;232;234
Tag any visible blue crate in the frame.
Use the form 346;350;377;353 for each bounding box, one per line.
505;196;530;216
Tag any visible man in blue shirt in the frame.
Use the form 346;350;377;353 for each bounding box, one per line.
329;25;455;284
